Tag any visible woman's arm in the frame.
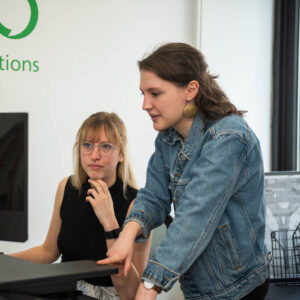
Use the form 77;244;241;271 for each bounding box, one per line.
109;202;152;300
99;221;143;274
98;135;170;275
10;177;67;263
99;221;155;300
87;180;151;300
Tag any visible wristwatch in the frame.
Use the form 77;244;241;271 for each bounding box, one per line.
104;228;120;239
143;280;162;294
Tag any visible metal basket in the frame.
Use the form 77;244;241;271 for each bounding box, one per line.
270;223;300;286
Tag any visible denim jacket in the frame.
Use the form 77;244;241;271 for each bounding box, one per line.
126;114;269;300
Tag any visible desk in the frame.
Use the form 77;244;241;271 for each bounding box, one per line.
0;254;117;299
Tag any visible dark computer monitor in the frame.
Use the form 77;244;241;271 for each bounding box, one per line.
0;113;28;242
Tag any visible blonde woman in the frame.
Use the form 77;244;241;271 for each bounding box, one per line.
11;112;151;300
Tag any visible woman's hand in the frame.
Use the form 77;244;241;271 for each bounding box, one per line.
86;179;118;230
98;221;142;276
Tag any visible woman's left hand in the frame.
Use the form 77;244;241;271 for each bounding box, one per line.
86;179;118;230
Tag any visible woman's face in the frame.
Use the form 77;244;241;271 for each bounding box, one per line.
80;126;123;187
140;70;190;134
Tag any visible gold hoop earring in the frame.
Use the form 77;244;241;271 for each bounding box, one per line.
183;103;197;118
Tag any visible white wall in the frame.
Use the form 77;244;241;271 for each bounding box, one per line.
200;0;273;171
0;0;273;299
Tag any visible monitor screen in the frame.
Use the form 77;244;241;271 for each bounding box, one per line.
0;113;28;242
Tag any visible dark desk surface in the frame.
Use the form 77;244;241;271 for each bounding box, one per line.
0;254;117;295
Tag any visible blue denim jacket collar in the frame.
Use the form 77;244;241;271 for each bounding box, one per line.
161;114;206;160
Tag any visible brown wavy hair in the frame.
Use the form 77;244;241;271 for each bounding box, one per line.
138;42;245;120
72;112;137;195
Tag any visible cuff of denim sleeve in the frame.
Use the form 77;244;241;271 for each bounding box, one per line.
142;260;180;292
124;211;152;243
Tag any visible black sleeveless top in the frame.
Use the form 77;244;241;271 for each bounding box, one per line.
57;176;137;286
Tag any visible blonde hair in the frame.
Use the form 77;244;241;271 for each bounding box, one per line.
72;112;137;195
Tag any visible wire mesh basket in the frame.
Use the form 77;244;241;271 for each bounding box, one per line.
270;223;300;286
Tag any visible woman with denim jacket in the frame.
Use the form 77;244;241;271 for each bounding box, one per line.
99;43;270;300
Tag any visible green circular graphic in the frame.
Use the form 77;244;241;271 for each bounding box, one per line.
0;0;38;39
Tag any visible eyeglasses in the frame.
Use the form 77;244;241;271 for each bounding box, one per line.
80;141;117;156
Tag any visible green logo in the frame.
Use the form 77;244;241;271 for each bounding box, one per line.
0;0;38;39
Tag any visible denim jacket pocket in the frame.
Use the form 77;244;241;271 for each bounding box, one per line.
219;224;242;271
